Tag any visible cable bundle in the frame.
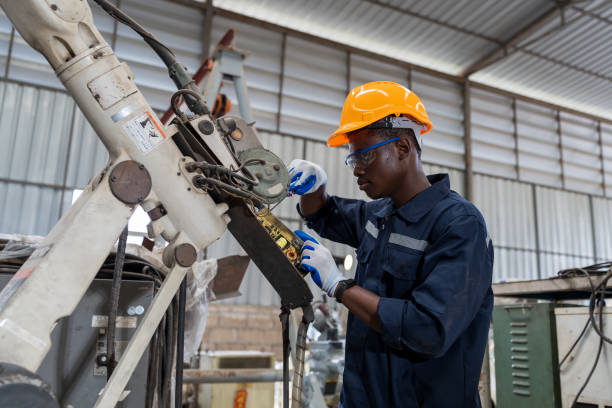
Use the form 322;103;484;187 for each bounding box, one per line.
558;262;612;407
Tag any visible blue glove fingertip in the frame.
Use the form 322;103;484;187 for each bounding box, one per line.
311;270;322;288
295;174;316;195
294;230;320;245
302;245;315;252
290;171;303;183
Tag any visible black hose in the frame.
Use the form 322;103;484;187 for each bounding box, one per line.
92;0;207;115
162;300;174;407
558;268;595;368
175;278;187;408
571;284;606;407
279;307;290;408
107;226;128;379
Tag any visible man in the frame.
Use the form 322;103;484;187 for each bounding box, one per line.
288;81;494;408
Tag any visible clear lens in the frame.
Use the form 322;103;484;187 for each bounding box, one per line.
345;150;375;169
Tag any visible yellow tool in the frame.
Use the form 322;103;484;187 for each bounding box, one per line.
256;213;307;276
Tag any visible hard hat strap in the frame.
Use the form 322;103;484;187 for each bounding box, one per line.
364;115;425;149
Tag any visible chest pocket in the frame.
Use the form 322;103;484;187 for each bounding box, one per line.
382;234;427;298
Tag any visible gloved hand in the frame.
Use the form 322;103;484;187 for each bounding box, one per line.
295;230;343;297
287;159;327;195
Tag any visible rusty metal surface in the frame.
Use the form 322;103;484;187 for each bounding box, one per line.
182;368;284;384
210;255;250;300
147;204;167;221
174;243;197;267
108;161;151;205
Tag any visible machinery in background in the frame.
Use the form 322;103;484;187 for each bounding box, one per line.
302;300;345;408
492;263;612;408
0;235;250;408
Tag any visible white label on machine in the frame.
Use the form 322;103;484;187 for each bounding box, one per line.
122;111;166;154
91;315;138;329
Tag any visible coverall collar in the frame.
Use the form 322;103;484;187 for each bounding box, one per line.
373;173;451;222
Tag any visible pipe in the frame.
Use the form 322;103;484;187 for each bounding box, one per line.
182;369;285;384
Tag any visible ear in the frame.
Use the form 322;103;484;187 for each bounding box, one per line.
396;136;411;160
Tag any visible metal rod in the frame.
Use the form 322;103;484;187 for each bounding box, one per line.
175;277;187;408
182;369;285;384
464;81;473;201
588;195;598;263
597;121;607;197
276;32;287;133
557;111;565;189
4;26;14;79
201;0;214;60
532;184;542;279
345;50;351;94
512;98;519;180
407;67;412;89
280;306;291;408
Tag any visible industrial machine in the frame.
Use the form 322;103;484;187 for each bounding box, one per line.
0;1;313;407
493;264;612;408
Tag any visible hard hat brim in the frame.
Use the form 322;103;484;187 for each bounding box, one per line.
327;112;433;147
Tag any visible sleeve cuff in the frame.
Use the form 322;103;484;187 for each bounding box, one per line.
296;196;335;224
377;297;406;349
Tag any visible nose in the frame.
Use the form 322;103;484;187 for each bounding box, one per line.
353;165;365;178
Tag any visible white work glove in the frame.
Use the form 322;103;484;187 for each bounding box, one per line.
295;230;343;297
287;159;327;195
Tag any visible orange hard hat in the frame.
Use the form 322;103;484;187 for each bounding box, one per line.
328;81;433;147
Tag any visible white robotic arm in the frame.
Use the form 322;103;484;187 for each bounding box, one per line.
0;1;312;407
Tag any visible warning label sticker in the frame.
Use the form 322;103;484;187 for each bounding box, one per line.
91;315;138;329
122;111;166;155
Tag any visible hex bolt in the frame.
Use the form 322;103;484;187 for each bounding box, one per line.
273;164;281;171
110;176;117;182
138;164;145;170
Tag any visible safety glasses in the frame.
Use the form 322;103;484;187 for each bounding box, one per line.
344;137;400;169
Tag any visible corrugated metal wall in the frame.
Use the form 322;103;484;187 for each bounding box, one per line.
0;1;611;306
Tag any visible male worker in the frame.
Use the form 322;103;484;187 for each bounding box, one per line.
288;81;494;408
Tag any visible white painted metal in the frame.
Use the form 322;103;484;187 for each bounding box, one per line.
0;165;134;372
0;4;230;408
556;307;612;407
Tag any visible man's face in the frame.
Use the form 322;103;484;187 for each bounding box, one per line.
347;129;402;200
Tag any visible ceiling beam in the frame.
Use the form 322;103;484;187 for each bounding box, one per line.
461;4;563;77
361;0;503;45
165;0;612;125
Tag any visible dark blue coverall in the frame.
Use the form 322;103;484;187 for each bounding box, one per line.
300;174;494;408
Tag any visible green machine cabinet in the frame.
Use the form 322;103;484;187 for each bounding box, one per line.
493;303;561;408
